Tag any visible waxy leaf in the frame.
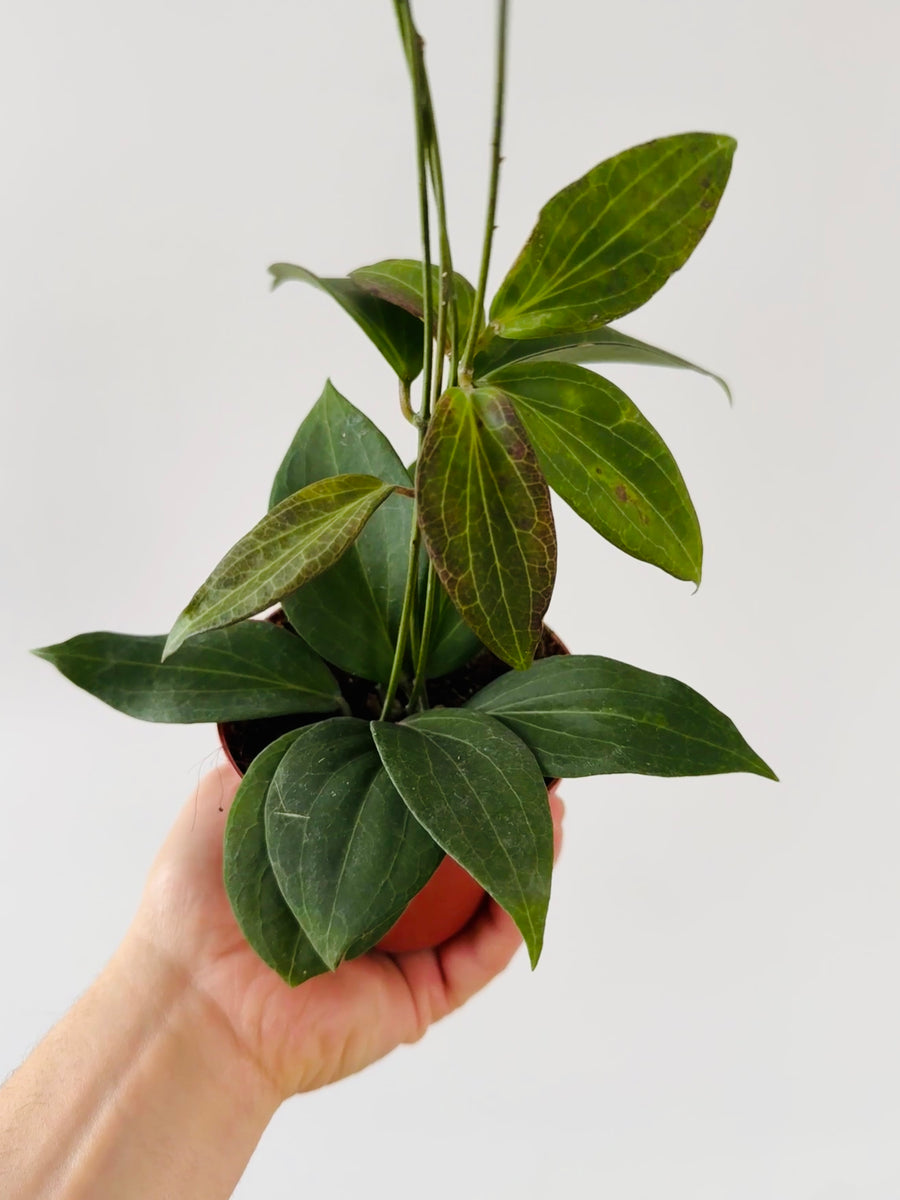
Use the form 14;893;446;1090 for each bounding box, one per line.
224;729;328;986
32;621;341;723
350;259;482;352
489;361;702;583
467;654;777;781
413;546;482;681
417;387;557;670
371;709;553;967
490;133;736;338
474;324;731;401
265;718;443;968
423;585;483;680
272;382;413;681
269;262;423;384
165;475;398;659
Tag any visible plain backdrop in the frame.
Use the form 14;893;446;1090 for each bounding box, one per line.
1;1;898;1196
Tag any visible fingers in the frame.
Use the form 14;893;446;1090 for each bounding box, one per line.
149;761;241;882
432;899;524;1012
549;788;565;862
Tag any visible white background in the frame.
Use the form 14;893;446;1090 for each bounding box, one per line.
2;1;898;1196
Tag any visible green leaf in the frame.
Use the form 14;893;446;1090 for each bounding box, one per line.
409;459;483;679
371;709;553;968
424;586;483;679
467;654;777;781
349;259;482;352
265;718;443;968
487;361;702;583
32;621;341;723
413;547;482;680
272;382;413;681
490;133;736;338
269;263;423;384
224;729;328;986
474;324;731;401
417;387;557;670
164;475;398;659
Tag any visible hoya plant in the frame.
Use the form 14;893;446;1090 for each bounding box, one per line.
35;1;775;984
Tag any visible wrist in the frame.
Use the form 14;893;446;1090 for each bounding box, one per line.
65;931;284;1198
110;927;283;1119
0;930;282;1200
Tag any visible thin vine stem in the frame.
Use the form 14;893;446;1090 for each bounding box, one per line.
459;0;509;384
383;0;461;717
379;518;420;719
394;0;434;420
401;5;460;703
382;0;440;719
398;378;416;425
408;560;437;710
426;134;459;401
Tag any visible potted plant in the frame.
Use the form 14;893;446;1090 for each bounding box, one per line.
34;0;775;986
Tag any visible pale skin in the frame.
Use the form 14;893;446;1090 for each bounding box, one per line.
0;762;564;1198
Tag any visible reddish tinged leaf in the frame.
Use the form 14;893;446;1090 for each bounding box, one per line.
417;387;556;670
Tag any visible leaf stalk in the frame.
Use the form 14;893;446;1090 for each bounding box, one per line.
459;0;508;384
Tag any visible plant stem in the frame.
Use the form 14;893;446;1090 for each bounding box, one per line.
459;0;509;385
379;519;420;719
408;563;437;710
394;0;434;419
425;133;458;402
383;0;438;719
403;5;458;415
397;3;461;700
398;378;416;425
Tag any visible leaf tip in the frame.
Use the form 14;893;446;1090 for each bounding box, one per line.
161;623;186;662
752;755;779;783
268;262;299;291
30;644;53;663
526;931;545;970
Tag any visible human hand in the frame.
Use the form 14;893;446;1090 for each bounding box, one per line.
128;761;565;1103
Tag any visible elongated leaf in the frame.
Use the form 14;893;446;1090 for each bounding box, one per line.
371;709;553;967
32;621;341;723
424;585;483;679
467;655;777;780
265;718;443;968
413;547;482;680
272;382;412;681
350;260;481;352
417;387;556;670
269;263;423;384
490;133;736;338
409;459;482;680
224;729;328;986
164;475;398;658
474;324;731;401
488;361;702;583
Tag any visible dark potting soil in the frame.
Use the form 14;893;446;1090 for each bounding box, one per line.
219;615;566;777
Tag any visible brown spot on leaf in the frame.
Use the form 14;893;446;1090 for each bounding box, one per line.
615;484;629;503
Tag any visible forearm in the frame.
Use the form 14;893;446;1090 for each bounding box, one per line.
0;934;280;1200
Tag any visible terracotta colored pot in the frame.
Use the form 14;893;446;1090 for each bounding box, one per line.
218;620;566;956
374;854;489;954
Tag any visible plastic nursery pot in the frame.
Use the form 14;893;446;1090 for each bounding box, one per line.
218;619;566;956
